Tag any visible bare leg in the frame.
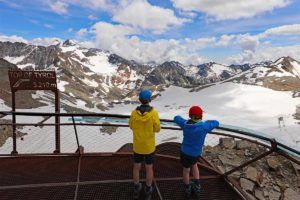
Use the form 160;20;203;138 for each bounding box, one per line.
183;167;190;185
191;163;200;180
133;163;141;184
145;164;154;187
191;163;201;197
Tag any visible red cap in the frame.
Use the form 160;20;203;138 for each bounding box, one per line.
189;106;203;119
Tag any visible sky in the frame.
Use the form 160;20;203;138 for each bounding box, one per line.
0;0;300;65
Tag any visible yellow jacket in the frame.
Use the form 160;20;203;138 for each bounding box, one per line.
129;107;161;154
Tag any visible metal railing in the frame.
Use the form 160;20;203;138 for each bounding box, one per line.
1;111;300;200
0;111;299;170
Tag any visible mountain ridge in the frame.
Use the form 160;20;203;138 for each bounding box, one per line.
0;40;299;112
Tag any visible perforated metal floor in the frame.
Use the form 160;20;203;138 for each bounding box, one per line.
0;143;245;200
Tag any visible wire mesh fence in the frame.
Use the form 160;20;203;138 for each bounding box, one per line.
1;112;300;200
0;115;292;154
0;113;299;170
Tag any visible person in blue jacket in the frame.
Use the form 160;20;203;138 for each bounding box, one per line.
174;106;219;199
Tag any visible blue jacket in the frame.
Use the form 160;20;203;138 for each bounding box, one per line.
174;116;219;157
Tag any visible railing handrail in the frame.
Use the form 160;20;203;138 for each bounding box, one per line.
1;110;299;156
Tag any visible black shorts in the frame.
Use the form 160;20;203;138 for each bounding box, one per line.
133;152;155;165
180;151;198;168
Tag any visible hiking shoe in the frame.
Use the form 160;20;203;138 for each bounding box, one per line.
184;183;193;199
192;182;201;199
144;185;153;200
133;183;142;199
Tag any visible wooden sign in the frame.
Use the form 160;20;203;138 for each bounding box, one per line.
8;70;57;91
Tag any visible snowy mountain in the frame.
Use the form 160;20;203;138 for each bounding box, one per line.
0;40;154;111
190;62;251;84
0;40;299;113
231;57;300;92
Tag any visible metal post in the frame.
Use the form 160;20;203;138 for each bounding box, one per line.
72;116;80;150
224;149;275;177
11;91;18;155
53;91;60;154
224;139;278;177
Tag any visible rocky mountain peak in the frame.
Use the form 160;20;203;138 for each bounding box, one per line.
273;56;300;77
197;62;219;68
161;61;185;68
62;39;77;47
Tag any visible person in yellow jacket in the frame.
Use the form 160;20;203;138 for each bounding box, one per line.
129;89;161;200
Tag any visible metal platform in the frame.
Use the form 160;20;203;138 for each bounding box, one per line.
2;111;299;200
0;143;244;200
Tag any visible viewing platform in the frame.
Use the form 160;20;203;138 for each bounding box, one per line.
0;111;299;200
0;143;244;200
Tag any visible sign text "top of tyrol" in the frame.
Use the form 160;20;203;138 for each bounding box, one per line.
8;70;57;91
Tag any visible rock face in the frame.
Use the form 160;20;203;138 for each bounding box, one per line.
0;42;59;69
254;189;264;200
144;61;192;87
202;138;300;200
219;138;235;149
236;140;257;150
267;157;280;171
240;178;255;192
284;188;300;200
245;167;258;182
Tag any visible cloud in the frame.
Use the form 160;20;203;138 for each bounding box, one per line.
91;21;139;50
67;27;73;32
216;24;300;64
0;34;28;43
171;0;290;20
78;40;95;48
112;0;188;34
216;24;300;51
235;34;260;52
88;14;98;20
76;28;88;37
261;24;300;37
90;21;300;65
0;34;62;46
0;0;22;9
177;10;198;18
73;0;113;11
48;1;68;14
45;0;114;14
215;34;236;46
227;45;300;64
29;19;39;24
30;37;62;46
44;24;54;29
91;22;212;65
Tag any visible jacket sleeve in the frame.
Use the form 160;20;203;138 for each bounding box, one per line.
153;111;161;133
203;120;219;132
129;111;134;130
173;115;186;129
